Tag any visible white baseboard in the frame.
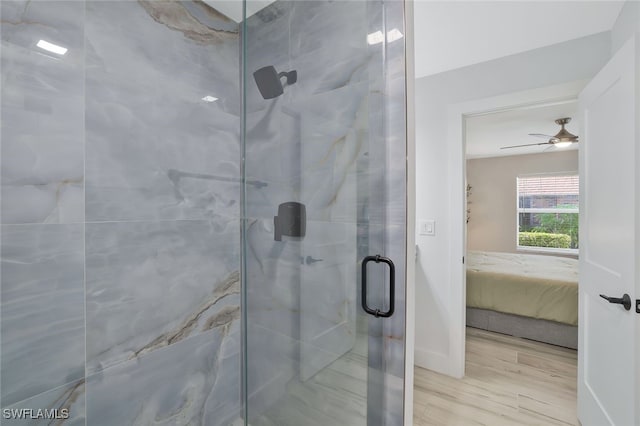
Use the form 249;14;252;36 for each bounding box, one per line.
414;348;463;379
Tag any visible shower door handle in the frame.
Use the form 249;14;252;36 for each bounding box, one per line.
361;255;395;318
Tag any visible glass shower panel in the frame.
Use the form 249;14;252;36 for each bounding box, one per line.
0;0;405;423
242;1;407;425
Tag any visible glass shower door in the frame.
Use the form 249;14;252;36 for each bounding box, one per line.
241;1;408;425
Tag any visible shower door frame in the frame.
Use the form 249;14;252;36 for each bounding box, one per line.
403;1;416;425
238;0;416;424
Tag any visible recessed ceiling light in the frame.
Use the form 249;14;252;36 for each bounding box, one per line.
387;29;404;43
201;95;218;102
367;31;384;45
36;39;68;55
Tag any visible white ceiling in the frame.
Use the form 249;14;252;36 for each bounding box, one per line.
413;1;625;78
201;1;618;160
205;2;624;67
203;0;276;23
465;101;580;159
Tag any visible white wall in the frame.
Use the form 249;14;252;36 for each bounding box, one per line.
466;150;579;254
611;0;640;55
413;2;624;78
414;32;611;375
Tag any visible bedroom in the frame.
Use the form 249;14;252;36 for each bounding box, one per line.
413;1;638;424
416;102;583;424
465;105;580;350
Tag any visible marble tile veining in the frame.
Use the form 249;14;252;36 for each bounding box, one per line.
1;0;244;423
244;81;370;223
2;379;86;426
244;0;407;424
1;224;85;407
1;1;406;425
86;325;241;426
85;219;240;374
1;0;85;224
85;0;240;222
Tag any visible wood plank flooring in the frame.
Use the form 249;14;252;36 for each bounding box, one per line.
414;327;578;426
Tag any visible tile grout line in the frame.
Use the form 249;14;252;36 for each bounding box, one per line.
0;1;3;421
83;1;87;423
0;217;241;227
1;379;85;414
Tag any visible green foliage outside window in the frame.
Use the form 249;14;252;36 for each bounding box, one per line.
532;211;579;249
518;232;572;249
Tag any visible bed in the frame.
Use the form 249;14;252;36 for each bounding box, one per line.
466;250;579;349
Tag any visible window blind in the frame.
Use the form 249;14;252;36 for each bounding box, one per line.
517;174;579;211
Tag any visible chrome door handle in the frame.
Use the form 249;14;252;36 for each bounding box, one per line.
599;293;632;311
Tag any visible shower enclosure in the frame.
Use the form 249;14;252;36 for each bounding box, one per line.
0;0;408;424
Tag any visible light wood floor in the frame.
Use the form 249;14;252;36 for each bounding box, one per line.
414;327;578;426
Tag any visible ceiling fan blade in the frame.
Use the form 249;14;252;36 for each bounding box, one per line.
500;142;551;150
528;133;557;140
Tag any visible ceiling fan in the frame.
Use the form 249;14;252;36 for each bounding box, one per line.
500;117;579;151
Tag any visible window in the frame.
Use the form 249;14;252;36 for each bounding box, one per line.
517;174;579;253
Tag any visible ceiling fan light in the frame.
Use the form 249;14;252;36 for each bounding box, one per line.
554;141;572;148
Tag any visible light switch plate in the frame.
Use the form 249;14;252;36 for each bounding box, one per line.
419;220;435;236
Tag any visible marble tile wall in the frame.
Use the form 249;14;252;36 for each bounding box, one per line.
1;1;242;425
1;0;406;424
1;1;87;422
1;0;85;225
244;0;407;424
0;225;85;408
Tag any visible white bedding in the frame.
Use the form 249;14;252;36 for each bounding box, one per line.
467;251;578;282
466;250;579;325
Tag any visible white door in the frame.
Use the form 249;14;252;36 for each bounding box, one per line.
578;34;638;426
